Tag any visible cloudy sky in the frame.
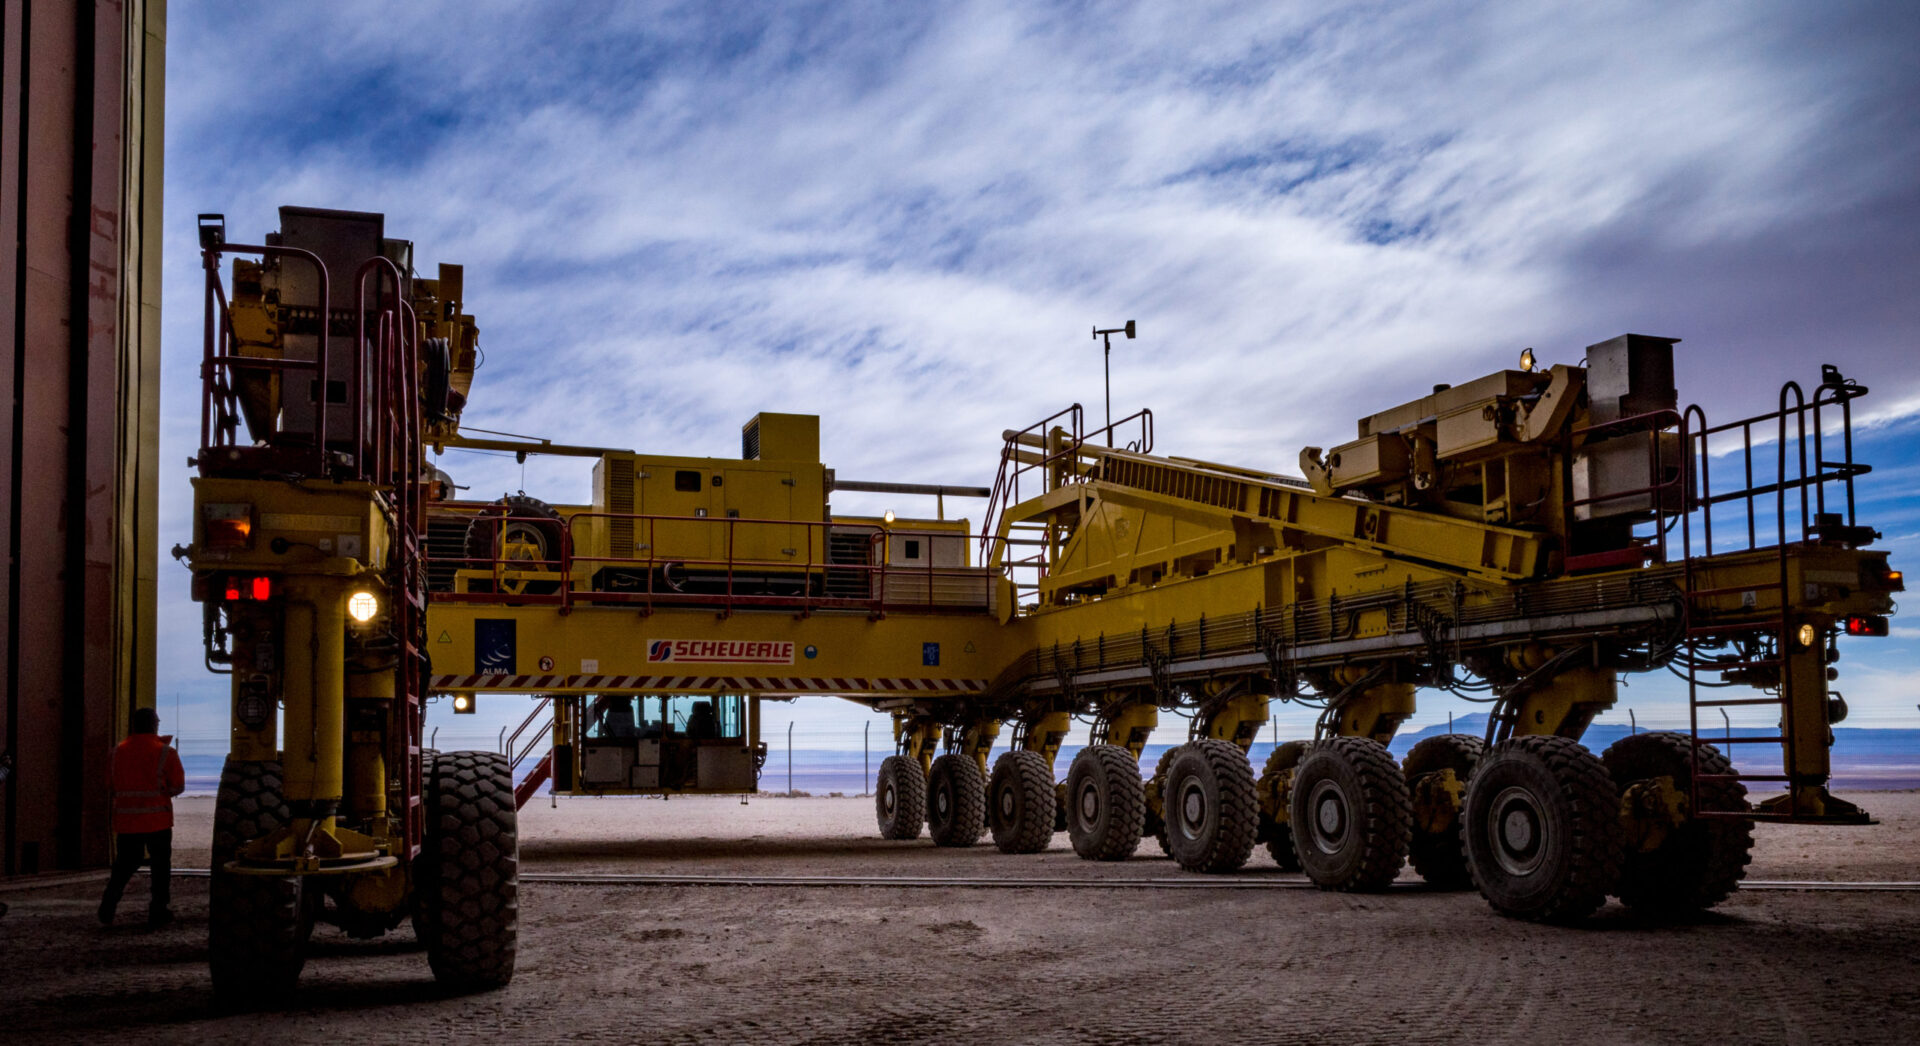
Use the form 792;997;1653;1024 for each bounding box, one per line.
157;1;1920;754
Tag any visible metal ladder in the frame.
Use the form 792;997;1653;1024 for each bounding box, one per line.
1677;368;1872;821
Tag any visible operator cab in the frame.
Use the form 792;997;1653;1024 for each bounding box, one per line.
561;693;765;796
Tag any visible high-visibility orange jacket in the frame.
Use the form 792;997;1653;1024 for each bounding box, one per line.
111;733;185;834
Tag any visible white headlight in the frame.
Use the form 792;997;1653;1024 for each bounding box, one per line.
347;591;380;622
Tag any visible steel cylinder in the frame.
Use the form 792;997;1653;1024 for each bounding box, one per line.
281;576;347;823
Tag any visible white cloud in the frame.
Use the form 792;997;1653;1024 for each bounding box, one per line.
156;0;1920;745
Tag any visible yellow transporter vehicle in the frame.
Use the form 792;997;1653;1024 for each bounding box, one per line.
424;414;1009;815
181;208;515;996
436;329;1898;924
959;338;1901;922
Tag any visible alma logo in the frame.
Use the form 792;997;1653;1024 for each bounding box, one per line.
646;639;795;665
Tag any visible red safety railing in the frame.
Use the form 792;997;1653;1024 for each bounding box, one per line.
197;237;429;857
978;404;1083;565
199;242;332;470
977;404;1154;566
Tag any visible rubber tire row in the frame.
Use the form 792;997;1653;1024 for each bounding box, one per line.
928;754;988;847
875;755;928;840
1462;735;1624;924
208;758;305;1000
1403;733;1485;890
1163;739;1260;874
1602;731;1753;913
1289;736;1412;892
1065;744;1146;862
417;750;519;990
989;750;1056;853
1148;746;1181;857
1258;741;1311;872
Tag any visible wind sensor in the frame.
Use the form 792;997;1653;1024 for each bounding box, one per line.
1093;320;1136;446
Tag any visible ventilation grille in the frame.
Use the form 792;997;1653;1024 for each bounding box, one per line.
742;419;761;460
608;458;635;556
426;516;470;592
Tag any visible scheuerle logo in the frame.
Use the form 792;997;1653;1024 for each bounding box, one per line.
646;640;795;665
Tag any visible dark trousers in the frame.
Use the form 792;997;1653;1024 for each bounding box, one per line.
100;829;172;918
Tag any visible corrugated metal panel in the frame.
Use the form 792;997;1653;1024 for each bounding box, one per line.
0;0;164;876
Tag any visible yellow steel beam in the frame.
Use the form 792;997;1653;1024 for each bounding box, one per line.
436;432;633;459
425;602;1025;695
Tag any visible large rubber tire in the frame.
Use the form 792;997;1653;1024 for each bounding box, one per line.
1288;737;1411;892
463;494;564;596
1602;731;1753;914
988;751;1056;853
1163;738;1259;873
1147;746;1181;856
927;754;988;848
1258;741;1312;871
1064;745;1147;862
208;758;305;1000
1462;735;1624;923
875;755;927;840
418;750;519;990
1403;734;1485;889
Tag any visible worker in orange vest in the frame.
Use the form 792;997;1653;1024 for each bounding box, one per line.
98;707;185;927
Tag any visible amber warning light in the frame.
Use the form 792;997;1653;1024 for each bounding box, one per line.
204;502;253;549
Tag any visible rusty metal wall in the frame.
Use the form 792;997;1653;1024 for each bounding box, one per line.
0;0;164;876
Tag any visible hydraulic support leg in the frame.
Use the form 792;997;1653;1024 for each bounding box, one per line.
1760;643;1866;820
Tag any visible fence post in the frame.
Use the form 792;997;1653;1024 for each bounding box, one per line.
864;720;871;797
788;721;794;797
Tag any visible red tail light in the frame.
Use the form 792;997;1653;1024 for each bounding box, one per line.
221;575;276;603
1843;615;1889;637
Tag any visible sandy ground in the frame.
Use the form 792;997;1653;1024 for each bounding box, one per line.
3;792;1918;1044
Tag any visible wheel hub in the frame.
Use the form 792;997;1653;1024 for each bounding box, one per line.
1489;785;1548;877
1079;783;1100;824
936;789;950;817
1306;779;1350;854
882;784;895;815
1179;780;1207;838
999;788;1016;819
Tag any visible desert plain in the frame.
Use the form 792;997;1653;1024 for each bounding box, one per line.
2;791;1917;1045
